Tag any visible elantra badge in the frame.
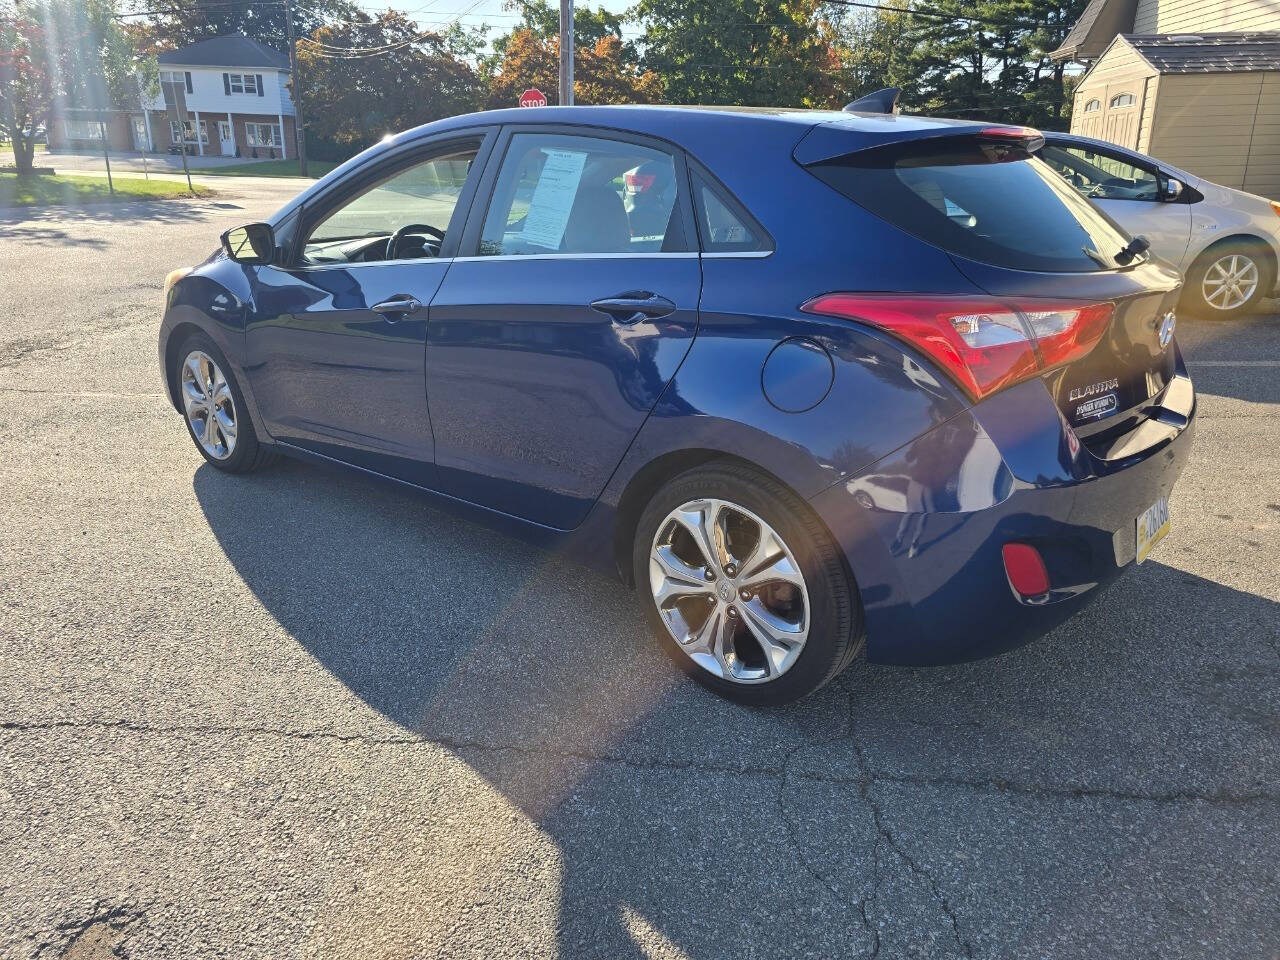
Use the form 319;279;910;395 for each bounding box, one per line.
1068;378;1119;403
1157;310;1176;349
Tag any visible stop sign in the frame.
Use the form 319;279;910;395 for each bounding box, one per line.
519;88;549;108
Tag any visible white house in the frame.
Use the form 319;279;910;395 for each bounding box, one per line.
49;34;297;159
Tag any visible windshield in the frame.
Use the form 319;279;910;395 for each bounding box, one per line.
807;138;1136;273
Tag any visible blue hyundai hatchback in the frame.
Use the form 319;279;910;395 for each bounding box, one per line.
160;105;1195;704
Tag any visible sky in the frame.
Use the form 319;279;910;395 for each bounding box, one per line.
351;0;639;45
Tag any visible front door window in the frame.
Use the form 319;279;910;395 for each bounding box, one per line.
1040;144;1161;201
300;147;478;265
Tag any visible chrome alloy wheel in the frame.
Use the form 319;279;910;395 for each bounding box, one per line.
649;498;810;684
180;350;237;460
1202;253;1259;311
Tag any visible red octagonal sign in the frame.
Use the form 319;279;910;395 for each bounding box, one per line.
519;88;549;108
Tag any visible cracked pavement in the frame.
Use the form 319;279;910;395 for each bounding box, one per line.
1;181;1278;959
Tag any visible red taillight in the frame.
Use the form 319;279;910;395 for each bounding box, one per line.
800;294;1113;401
625;172;655;193
1002;542;1050;598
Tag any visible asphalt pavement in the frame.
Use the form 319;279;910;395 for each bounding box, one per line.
0;180;1276;959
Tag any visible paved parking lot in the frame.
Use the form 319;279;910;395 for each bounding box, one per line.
1;182;1277;959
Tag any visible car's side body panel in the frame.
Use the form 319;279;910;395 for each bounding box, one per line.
427;254;704;529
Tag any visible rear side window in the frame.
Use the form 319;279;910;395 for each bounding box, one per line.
807;139;1133;272
692;173;769;253
478;132;686;256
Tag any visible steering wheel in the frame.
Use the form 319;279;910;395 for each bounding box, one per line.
387;223;445;260
1086;178;1124;200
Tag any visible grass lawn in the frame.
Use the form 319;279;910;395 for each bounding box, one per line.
0;172;212;207
196;158;337;178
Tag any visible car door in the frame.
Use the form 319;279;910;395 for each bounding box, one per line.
245;130;493;486
425;126;702;529
1041;140;1193;267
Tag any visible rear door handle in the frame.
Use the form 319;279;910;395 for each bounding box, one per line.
370;295;422;321
589;291;677;325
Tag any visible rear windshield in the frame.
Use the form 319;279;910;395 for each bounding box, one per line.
807;139;1134;272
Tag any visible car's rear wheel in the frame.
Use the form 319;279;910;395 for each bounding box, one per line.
1184;240;1272;320
174;331;274;473
633;462;862;705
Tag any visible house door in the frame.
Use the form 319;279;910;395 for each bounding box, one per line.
218;121;235;156
131;117;148;151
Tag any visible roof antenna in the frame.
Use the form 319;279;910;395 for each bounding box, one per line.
843;87;902;115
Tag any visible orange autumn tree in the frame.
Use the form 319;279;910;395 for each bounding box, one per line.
484;29;661;108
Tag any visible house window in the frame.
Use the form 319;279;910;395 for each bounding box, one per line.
169;119;208;144
64;118;105;140
226;73;259;95
1083;98;1100;113
160;70;193;93
246;122;282;148
1109;92;1136;108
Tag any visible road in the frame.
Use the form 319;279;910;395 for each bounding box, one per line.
1;180;1277;960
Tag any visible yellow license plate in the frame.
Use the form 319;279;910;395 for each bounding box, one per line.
1136;497;1171;564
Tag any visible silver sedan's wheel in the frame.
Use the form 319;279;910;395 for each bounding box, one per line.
648;498;810;684
180;349;237;460
1201;252;1260;312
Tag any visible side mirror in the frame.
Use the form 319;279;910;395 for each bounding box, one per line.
1163;178;1184;201
221;222;275;264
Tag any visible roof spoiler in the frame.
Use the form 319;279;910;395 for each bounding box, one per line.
842;87;902;115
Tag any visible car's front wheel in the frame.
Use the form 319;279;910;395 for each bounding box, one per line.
633;462;862;705
1184;241;1272;320
173;331;274;473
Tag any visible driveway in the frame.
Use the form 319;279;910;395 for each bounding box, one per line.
0;182;1276;959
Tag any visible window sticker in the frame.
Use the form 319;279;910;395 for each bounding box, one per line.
521;149;587;250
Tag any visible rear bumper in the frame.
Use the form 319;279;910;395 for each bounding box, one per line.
810;355;1196;666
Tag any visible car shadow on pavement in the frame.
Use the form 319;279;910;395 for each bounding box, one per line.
193;457;1280;959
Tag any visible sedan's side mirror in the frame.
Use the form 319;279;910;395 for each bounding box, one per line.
221;222;275;264
1162;178;1184;201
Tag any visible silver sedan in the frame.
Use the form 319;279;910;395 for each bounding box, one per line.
1041;132;1280;319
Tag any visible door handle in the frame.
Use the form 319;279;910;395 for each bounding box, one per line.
370;295;422;321
589;291;677;325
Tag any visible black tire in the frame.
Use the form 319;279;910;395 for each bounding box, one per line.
632;461;863;706
1181;239;1273;320
172;330;276;473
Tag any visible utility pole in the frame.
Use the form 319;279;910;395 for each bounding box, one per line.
284;0;308;175
558;0;574;106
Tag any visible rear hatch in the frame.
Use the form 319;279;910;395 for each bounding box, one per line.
797;123;1183;447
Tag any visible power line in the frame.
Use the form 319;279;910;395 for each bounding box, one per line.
823;0;1034;28
297;0;486;57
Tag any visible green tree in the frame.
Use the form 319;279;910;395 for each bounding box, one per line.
0;3;53;173
482;26;661;107
491;0;630;58
3;0;148;181
633;0;842;108
838;7;921;106
837;0;1088;126
121;0;359;53
297;10;482;152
